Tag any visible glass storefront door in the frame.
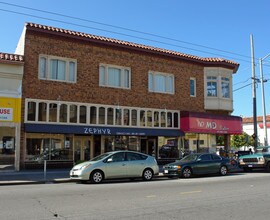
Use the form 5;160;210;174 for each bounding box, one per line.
74;136;92;163
0;127;15;171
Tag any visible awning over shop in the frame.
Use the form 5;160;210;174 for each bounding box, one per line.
180;111;242;134
24;124;185;137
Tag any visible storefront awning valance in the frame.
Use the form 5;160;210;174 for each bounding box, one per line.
24;123;185;137
180;111;242;134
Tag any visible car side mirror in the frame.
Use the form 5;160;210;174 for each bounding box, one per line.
107;158;113;163
197;158;202;162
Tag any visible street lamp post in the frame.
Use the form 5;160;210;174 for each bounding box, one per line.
259;53;270;146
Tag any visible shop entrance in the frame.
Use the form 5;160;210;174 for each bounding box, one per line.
74;136;92;163
0;127;15;171
147;138;157;157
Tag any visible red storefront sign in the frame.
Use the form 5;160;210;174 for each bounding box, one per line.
180;111;242;134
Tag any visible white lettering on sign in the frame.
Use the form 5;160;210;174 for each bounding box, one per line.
197;119;217;130
0;108;13;121
84;127;111;135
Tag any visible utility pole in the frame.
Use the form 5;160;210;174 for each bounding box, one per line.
250;34;258;149
259;53;270;146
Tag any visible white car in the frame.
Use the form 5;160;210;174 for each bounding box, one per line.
70;150;159;183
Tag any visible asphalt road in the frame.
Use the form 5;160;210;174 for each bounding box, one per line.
0;172;270;220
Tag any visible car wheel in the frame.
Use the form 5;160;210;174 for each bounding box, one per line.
266;162;270;172
182;167;192;178
90;170;104;183
142;169;153;181
220;165;228;176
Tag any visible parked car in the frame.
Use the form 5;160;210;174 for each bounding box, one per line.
70;150;159;183
159;145;180;159
238;146;270;172
163;153;232;178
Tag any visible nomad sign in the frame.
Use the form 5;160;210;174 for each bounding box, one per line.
0;108;13;121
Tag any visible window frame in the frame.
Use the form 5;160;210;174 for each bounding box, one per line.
38;54;77;83
148;71;175;94
206;76;218;97
99;63;131;89
190;77;196;97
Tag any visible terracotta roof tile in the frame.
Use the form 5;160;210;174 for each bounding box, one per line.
0;52;24;63
26;22;239;72
242;115;270;123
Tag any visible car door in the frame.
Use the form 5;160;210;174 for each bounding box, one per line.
125;152;147;177
211;154;223;173
104;152;127;179
193;154;215;174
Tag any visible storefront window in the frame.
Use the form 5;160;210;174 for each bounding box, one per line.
131;109;137;126
154;111;159;127
26;133;73;162
80;105;87;124
99;107;105;124
124;109;130;126
70;105;77;123
90;106;97;124
60;104;68;123
38;102;47;122
107;107;114;125
27;102;36;121
49;103;57;122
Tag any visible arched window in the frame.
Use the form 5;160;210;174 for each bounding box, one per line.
27;101;36;121
90;106;97;124
49;103;57;122
60;104;68;123
38;102;47;122
80;106;87;124
70;105;77;123
107;107;114;125
99;107;105;124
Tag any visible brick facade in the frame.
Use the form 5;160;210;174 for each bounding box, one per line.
18;23;240;168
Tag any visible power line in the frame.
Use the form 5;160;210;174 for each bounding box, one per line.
233;83;252;92
0;2;253;64
0;1;252;60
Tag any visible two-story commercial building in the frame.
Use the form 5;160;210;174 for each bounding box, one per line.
15;22;242;169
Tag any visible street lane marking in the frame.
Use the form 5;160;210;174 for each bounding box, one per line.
180;190;202;195
146;195;156;198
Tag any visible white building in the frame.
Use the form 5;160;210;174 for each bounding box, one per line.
242;115;270;146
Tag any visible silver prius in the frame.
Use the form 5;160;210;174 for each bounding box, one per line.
70;150;159;183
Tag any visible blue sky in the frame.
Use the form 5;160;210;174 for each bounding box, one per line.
0;0;269;118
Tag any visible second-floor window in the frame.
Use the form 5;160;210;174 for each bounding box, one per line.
206;76;217;97
39;55;77;83
148;71;174;94
190;78;196;97
99;64;131;89
221;77;230;98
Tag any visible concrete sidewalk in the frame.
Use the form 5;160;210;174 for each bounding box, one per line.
0;169;71;186
0;166;242;186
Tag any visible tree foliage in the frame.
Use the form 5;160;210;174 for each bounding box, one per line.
230;132;254;148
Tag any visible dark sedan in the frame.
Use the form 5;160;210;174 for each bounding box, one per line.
163;153;232;178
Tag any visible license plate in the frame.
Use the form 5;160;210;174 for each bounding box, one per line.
164;170;168;174
248;165;253;167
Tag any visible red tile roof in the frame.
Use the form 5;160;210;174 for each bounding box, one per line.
243;115;270;123
0;52;24;63
25;23;239;72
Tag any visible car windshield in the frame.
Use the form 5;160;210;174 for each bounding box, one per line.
90;152;112;161
255;147;270;154
181;154;198;162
